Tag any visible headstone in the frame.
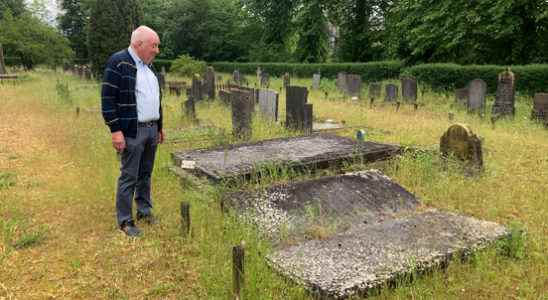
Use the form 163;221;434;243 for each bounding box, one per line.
346;74;362;98
369;82;382;99
219;89;232;105
531;93;548;123
168;81;186;96
286;86;308;130
303;104;313;135
184;96;196;121
282;73;290;90
336;72;347;93
260;71;270;88
0;44;7;75
455;87;469;106
440;123;483;173
492;69;516;118
204;66;216;99
157;71;166;91
312;73;321;90
231;89;254;140
191;74;203;101
233;70;241;85
258;90;279;122
384;84;398;102
467;79;487;114
83;67;92;80
401;76;417;102
256;67;262;86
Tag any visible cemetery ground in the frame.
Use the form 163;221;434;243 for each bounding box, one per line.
0;69;547;299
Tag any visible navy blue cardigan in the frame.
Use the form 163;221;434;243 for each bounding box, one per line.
101;49;163;138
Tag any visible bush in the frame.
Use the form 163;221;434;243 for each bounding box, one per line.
210;61;403;82
153;59;172;72
404;63;548;95
170;54;206;77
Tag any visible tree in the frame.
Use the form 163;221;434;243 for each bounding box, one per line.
58;0;89;62
0;0;25;19
295;0;328;63
87;0;143;77
0;10;74;69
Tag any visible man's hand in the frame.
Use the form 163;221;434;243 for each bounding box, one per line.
112;131;126;153
158;130;165;144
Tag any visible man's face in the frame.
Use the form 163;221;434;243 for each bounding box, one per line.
136;34;160;64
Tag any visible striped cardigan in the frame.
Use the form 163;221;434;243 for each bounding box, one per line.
101;49;163;138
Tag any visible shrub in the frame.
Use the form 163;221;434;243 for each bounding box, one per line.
153;58;172;72
170;54;206;77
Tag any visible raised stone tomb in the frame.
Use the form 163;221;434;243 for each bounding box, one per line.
171;135;400;181
224;170;508;299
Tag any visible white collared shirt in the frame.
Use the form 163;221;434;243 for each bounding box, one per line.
128;47;160;122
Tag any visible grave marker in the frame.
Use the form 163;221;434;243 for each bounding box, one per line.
260;71;270;88
286;86;308;130
492;69;516;118
184;96;196;121
369;82;382;100
231;89;254;140
455;87;469;106
401;76;417;102
384;84;398;102
336;72;347;93
0;44;7;75
346;74;362;98
282;73;290;90
303;103;313;135
467;79;486;114
256;67;262;86
233;70;241;85
532;93;548;123
204;66;216;99
191;74;203;101
440;123;483;173
312;73;321;90
258;89;279;122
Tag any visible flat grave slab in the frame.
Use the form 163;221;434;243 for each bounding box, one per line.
172;135;400;181
224;170;508;299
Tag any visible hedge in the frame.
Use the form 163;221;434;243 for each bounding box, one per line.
153;59;173;72
403;63;548;95
210;61;403;82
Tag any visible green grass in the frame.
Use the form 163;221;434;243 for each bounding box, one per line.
0;68;546;299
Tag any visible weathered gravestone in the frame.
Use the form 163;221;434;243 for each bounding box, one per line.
172;135;401;182
286;86;308;130
531;93;548;124
282;73;290;90
467;79;486;114
223;170;508;298
258;89;279;122
336;72;347;93
219;89;232;105
168;81;186;97
204;66;216;99
303;103;313;135
369;82;382;100
184;95;196;121
440;123;483;173
401;76;418;102
346;74;362;98
312;73;321;90
260;71;270;88
233;70;241;85
455;87;469;106
231;89;254;140
384;84;398;102
0;43;7;75
256;67;262;86
191;74;203;101
492;69;516;118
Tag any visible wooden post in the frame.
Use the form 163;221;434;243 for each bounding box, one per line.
232;241;245;300
396;101;401;112
180;202;190;237
0;43;6;75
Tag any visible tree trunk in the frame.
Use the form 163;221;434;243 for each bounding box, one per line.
0;44;7;74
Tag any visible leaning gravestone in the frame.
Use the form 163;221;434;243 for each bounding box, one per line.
384;84;398;102
0;43;7;75
455;87;469;106
258;89;279;122
282;73;290;90
312;73;321;90
204;66;216;99
467;79;486;114
401;76;417;102
440;123;483;173
492;69;516;118
531;93;548;123
286;86;308;130
231;89;254;140
346;74;362;98
369;82;382;100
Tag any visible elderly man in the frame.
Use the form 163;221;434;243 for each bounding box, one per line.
101;26;164;237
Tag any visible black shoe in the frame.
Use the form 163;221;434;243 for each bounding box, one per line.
136;212;159;225
120;220;141;237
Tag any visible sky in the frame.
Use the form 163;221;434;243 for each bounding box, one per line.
25;0;61;25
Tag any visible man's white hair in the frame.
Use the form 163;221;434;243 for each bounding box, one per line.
130;25;157;45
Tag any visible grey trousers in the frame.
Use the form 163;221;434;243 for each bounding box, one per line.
116;124;158;226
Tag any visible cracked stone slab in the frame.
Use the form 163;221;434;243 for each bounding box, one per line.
223;170;508;299
172;135;400;181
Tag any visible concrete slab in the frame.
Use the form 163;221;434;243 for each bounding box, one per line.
172;135;400;181
223;170;508;299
